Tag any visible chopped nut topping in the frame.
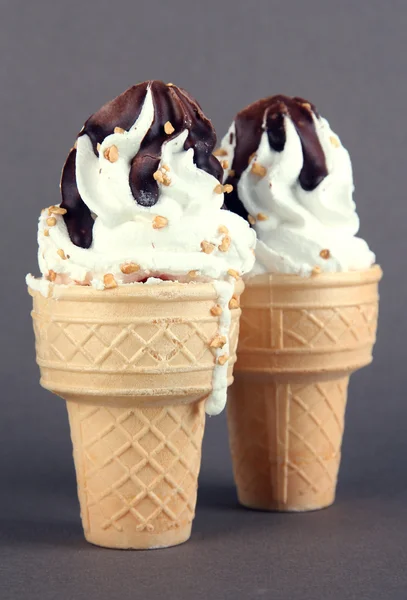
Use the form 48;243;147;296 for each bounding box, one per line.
302;102;312;111
312;266;322;276
223;184;233;194
248;215;256;225
229;296;240;309
218;225;229;234
320;249;331;259
210;304;223;316
214;184;223;194
164;121;175;134
251;162;267;177
104;145;119;163
114;126;125;134
257;212;268;221
210;335;227;349
248;152;256;163
217;354;229;366
73;140;78;150
221;160;229;169
46;217;57;227
213;148;228;157
162;164;170;171
57;249;67;260
120;263;140;274
188;270;198;278
48;270;57;282
330;136;340;148
152;215;168;229
162;173;171;186
228;169;235;177
153;170;164;183
103;274;117;289
227;269;240;279
43;229;49;237
218;235;231;252
49;205;67;215
167;82;174;87
97;143;101;152
201;241;216;254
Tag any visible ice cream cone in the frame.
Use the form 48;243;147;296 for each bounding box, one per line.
29;280;243;548
227;266;381;512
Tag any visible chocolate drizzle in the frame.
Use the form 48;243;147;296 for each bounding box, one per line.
60;149;94;248
224;95;328;217
60;80;222;248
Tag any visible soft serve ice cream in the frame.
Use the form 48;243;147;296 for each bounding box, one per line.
26;80;256;415
216;95;375;276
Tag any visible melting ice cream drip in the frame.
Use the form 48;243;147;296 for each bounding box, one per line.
205;280;235;416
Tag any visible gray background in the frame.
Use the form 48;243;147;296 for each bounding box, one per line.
1;0;406;598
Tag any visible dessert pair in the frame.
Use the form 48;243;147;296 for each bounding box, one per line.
27;81;381;550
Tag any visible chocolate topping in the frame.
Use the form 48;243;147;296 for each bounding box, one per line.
224;95;328;217
61;80;222;247
60;149;94;248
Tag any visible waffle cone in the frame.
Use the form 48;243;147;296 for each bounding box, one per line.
29;280;243;548
227;266;381;512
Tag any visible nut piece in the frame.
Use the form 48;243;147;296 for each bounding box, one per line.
97;143;101;152
152;216;168;229
46;217;57;227
164;121;175;135
214;184;223;194
201;241;216;254
229;296;240;309
43;229;49;237
153;170;164;183
104;145;119;163
210;304;223;316
221;160;229;169
114;127;125;134
320;249;331;259
217;354;229;366
120;263;140;274
103;274;118;289
228;169;235;177
312;266;322;276
248;215;256;225
251;163;267;177
213;148;227;157
162;164;170;171
49;205;67;215
330;136;340;148
223;184;233;194
48;270;57;282
210;335;227;349
57;249;67;260
218;235;231;252
188;270;198;278
227;269;240;279
257;212;268;221
218;225;229;234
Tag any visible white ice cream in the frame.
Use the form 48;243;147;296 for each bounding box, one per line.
219;109;375;277
35;86;255;286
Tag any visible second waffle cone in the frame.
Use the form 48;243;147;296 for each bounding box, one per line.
227;266;381;512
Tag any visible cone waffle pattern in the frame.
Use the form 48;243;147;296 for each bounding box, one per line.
228;377;348;511
29;281;243;547
68;400;205;548
31;284;242;402
228;268;381;511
